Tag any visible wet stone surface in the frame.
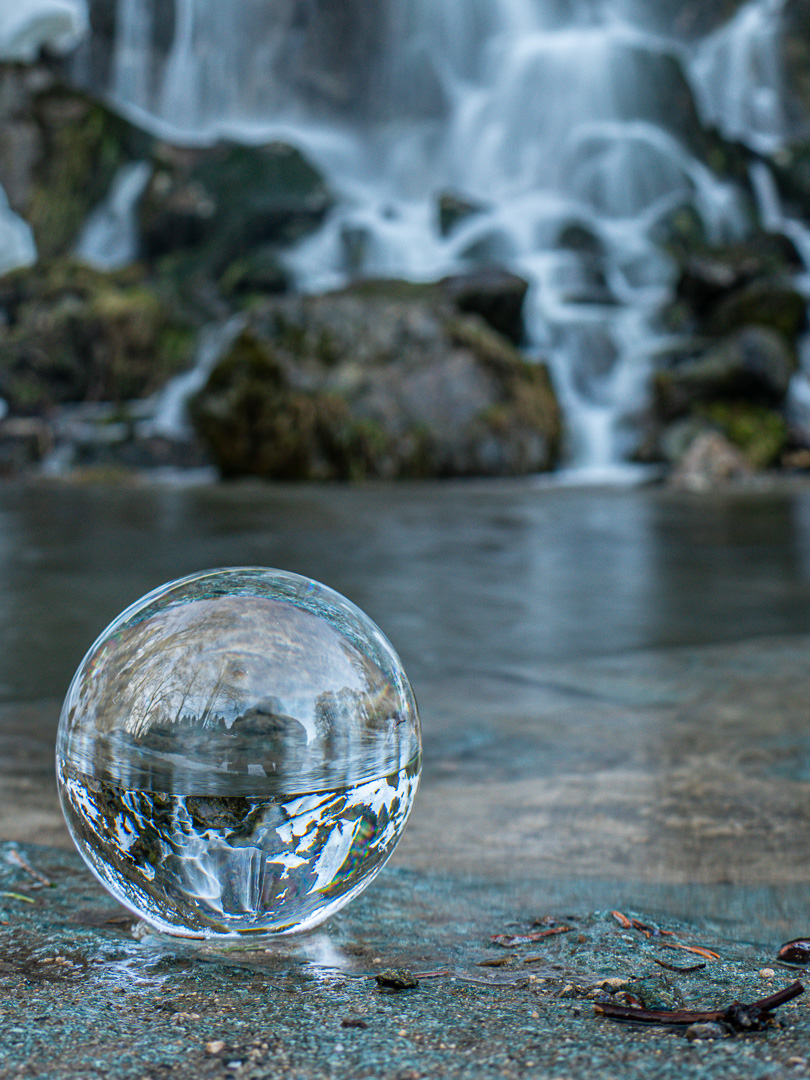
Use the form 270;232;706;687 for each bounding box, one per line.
1;842;809;1080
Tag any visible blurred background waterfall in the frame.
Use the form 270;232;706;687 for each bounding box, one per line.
2;0;810;480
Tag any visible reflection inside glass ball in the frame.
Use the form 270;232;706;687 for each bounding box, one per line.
56;568;421;937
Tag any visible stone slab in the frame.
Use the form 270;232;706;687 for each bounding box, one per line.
0;842;809;1080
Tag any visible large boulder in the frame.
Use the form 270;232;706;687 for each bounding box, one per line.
439;269;528;346
189;284;561;481
138;141;332;266
0;257;193;412
653;326;798;421
665;233;803;331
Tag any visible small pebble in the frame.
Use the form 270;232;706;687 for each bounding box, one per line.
685;1022;730;1041
205;1041;226;1055
760;967;776;978
375;968;419;991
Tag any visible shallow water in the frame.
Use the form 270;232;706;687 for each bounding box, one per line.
6;477;810;702
3;477;810;926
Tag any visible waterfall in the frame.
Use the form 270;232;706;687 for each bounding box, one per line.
0;0;86;61
49;0;810;470
0;184;36;277
75;160;151;269
689;0;788;154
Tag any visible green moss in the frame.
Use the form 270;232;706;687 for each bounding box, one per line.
707;280;807;339
0;258;193;412
445;315;521;371
697;401;789;467
26;90;150;258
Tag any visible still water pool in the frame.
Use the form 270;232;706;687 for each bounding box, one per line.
3;477;810;940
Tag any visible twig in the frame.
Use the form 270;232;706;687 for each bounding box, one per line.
595;980;805;1031
661;942;721;961
652;957;706;974
491;926;572;947
6;851;52;888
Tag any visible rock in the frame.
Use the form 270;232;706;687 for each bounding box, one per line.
649;204;708;260
440;269;529;346
684;1022;731;1041
777;937;810;964
219;247;289;305
0;64;151;259
783;448;810;470
138;140;332;267
0;258;193;413
0;414;51;473
670;430;753;490
771;142;810;216
668;233;803;331
654;326;798;420
556;224;604;259
652;225;805;478
782;0;810;130
189;284;561;481
375;968;419;991
437;191;485;237
705;279;807;339
700;401;789;467
658;416;714;464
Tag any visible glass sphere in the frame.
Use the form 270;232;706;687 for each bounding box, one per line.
56;568;421;938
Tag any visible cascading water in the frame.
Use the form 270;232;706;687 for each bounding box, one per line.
44;0;810;470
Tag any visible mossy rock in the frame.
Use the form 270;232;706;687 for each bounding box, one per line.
0;66;153;260
26;86;150;259
188;329;396;481
697;401;789;468
704;278;807;339
189;286;561;481
653;326;798;420
140;141;332;268
0;258;193;412
671;233;803;323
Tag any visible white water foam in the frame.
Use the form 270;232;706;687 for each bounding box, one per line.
0;182;36;276
75;160;151;269
0;0;87;61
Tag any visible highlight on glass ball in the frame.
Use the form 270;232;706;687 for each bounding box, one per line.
56;568;421;938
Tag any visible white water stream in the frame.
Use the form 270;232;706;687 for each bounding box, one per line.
1;0;805;471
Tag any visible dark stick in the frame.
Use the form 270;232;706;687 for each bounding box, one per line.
595;980;805;1028
651;957;707;974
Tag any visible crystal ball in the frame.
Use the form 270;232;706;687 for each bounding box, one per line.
56;568;421;938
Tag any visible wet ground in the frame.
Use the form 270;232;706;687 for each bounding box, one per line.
3;476;810;1076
